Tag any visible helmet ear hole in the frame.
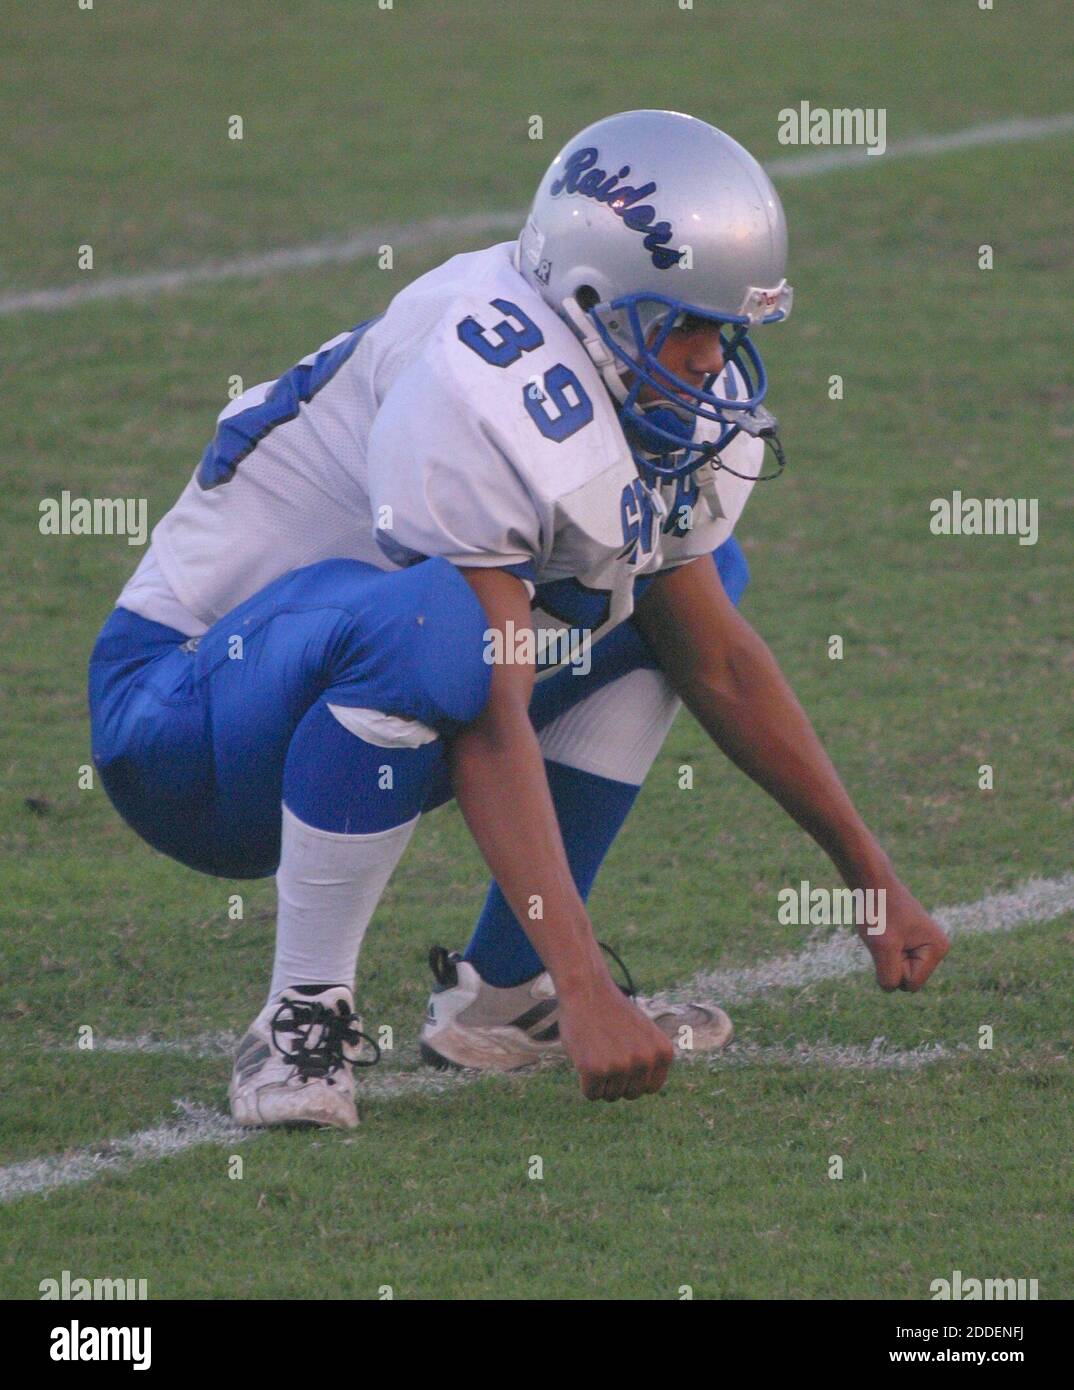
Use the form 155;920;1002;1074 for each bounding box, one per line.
575;285;600;312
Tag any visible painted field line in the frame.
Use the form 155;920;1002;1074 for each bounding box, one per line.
719;1040;962;1071
71;1034;482;1099
64;1031;962;1075
82;1031;239;1058
0;1069;493;1206
0;1102;254;1205
52;869;1074;1056
2;1040;953;1205
655;872;1074;1007
8;872;1070;1205
71;1032;960;1073
0;211;523;316
762;111;1074;177
65;871;1074;1055
3;113;1071;316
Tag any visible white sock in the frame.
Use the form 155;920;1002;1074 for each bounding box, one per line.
268;802;419;1004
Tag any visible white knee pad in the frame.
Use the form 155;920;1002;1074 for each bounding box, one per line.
327;703;439;749
537;668;681;786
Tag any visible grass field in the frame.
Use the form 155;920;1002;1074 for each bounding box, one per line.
1;0;1072;1300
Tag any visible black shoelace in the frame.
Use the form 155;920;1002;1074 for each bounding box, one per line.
428;940;640;999
599;941;639;999
270;998;381;1085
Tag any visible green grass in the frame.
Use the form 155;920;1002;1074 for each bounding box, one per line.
4;917;1073;1300
1;0;1072;1299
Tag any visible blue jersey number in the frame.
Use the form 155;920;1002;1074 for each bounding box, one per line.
456;298;543;366
524;362;594;442
197;317;379;490
620;478;659;563
457;299;593;445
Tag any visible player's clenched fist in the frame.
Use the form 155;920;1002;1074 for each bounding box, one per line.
861;878;950;993
557;979;675;1102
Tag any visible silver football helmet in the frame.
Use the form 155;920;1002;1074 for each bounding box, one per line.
516;109;792;479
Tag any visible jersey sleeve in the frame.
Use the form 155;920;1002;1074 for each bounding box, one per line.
366;347;546;585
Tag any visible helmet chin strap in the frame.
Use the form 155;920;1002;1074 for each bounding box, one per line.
624;399;694;456
560;297;696;464
623;400;698;498
560;297;629;403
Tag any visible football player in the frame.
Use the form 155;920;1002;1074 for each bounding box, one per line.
89;110;949;1128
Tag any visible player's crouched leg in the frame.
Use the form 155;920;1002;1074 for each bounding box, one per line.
90;556;493;1128
312;555;493;735
225;558;494;1127
88;556;493;881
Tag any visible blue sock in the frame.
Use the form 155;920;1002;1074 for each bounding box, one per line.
462;760;640;986
283;699;443;833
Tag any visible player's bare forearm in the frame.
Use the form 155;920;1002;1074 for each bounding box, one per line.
447;566;674;1098
636;557;883;884
445;655;604;992
635;556;949;990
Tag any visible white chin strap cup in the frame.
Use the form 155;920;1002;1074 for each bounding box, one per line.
560;297;628;403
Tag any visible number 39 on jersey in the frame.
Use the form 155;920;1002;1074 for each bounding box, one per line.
456;298;594;443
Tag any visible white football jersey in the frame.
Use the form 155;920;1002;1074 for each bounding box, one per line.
119;242;763;668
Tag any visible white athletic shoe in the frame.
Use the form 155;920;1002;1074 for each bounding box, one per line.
419;944;733;1072
229;984;379;1130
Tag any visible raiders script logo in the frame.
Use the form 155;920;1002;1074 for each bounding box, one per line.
549;147;683;270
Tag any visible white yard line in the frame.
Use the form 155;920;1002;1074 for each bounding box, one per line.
3;113;1071;317
654;873;1074;1007
0;1103;253;1205
76;1034;483;1099
83;1031;239;1058
761;111;1074;177
717;1040;961;1071
79;1034;961;1072
0;1040;958;1204
0;211;524;316
5;871;1070;1206
0;1073;488;1205
0;1042;953;1205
